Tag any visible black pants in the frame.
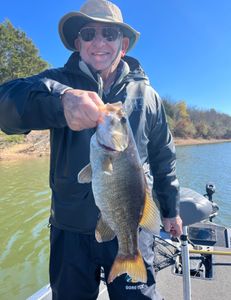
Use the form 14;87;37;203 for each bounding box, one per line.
49;226;163;300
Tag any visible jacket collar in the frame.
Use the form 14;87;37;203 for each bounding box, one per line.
63;52;149;85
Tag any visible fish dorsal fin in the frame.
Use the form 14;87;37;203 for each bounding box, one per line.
102;156;113;175
78;163;92;183
139;189;160;234
95;215;115;242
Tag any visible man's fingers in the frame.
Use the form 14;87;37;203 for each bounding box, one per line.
162;216;183;237
76;91;104;124
81;108;98;128
62;89;105;131
84;100;101;123
162;220;171;232
170;224;182;237
88;91;104;107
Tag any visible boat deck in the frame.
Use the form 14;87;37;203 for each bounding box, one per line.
28;223;231;300
157;246;231;300
28;248;230;300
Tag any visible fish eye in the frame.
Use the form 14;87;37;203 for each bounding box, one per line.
120;117;127;124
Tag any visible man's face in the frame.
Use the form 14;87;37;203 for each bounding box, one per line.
75;22;129;73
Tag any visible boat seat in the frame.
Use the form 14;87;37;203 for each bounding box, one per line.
179;187;213;226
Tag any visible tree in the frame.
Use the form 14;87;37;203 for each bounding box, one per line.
162;97;176;119
173;101;196;137
162;96;231;139
0;19;49;83
194;121;209;138
174;119;196;138
176;101;189;120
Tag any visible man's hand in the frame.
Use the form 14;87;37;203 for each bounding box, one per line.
162;215;183;237
62;89;104;131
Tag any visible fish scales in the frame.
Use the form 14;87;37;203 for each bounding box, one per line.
91;134;145;256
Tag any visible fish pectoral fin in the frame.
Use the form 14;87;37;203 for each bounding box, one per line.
139;189;160;233
108;250;147;284
102;156;113;175
95;216;115;242
77;163;92;183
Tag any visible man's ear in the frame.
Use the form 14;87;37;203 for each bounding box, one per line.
121;37;129;57
74;38;80;51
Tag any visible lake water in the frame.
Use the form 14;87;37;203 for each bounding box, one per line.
176;142;231;227
0;142;230;299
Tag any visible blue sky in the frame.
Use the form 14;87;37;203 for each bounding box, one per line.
1;0;231;116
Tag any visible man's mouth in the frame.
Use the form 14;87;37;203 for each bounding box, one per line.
92;52;110;56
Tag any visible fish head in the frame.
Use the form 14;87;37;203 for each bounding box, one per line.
96;102;129;152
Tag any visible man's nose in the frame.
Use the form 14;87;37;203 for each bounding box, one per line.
93;32;106;44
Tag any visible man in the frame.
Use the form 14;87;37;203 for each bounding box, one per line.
0;0;182;299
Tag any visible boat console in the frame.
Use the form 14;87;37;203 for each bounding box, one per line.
179;187;213;226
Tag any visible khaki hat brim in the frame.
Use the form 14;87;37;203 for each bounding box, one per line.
59;12;140;52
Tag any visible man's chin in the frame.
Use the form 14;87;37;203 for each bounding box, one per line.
91;64;110;72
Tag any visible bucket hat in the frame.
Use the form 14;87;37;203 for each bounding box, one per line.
59;0;140;52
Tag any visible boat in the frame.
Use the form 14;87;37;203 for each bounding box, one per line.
27;184;231;300
156;184;231;300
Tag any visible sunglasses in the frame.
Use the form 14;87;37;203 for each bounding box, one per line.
78;27;121;42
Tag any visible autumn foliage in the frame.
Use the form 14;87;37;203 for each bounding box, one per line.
163;98;231;139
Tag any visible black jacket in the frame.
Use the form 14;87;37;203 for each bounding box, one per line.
0;53;180;233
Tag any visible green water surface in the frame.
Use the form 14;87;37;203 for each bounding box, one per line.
0;142;231;299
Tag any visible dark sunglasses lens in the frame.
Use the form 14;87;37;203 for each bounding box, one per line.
80;28;95;41
102;28;120;41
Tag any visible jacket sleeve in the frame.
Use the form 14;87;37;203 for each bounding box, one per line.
147;93;180;218
0;70;69;134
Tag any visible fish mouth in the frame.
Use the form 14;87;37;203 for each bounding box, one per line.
97;141;117;152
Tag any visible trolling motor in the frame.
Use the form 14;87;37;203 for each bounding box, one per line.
204;183;219;222
204;183;216;201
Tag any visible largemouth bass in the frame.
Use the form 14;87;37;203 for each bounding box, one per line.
78;102;160;283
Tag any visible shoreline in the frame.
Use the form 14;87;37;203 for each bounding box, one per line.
1;133;231;162
174;138;231;146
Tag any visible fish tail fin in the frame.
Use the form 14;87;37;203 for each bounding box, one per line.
108;250;147;284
